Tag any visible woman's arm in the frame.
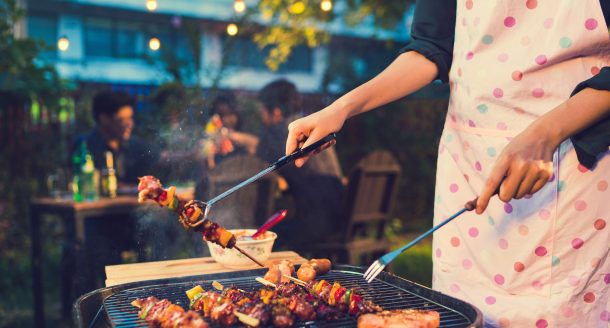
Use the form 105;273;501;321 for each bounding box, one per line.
287;51;438;166
476;87;610;213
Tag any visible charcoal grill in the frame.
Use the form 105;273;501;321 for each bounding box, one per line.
74;264;483;327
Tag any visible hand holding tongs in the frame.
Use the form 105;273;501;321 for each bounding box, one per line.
200;133;338;220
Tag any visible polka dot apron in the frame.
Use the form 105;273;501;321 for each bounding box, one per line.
432;1;610;327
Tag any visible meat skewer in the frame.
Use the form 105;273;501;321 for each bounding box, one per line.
131;296;209;328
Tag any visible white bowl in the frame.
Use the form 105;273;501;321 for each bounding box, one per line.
206;229;277;269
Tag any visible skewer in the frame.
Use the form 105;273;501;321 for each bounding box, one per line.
282;274;306;286
255;277;277;288
233;245;265;268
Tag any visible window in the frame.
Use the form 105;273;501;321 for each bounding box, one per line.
84;19;113;57
27;14;57;59
116;23;142;58
224;37;312;73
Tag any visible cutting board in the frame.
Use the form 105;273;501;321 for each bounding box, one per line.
105;251;307;286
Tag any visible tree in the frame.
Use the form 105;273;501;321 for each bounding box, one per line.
250;0;413;71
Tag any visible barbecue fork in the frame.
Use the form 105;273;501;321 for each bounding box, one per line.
363;197;480;283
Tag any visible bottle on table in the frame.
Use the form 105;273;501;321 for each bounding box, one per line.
71;140;99;202
100;151;117;198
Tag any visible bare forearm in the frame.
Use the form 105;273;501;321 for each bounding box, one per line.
332;51;438;119
534;88;610;147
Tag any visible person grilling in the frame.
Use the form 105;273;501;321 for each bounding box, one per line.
283;1;610;326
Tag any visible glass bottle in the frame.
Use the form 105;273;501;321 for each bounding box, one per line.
100;151;117;198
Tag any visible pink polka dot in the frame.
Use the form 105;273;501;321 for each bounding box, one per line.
526;0;537;9
583;292;596;303
536;319;548;328
496;122;508;130
595;218;607;230
605;273;610;285
493;88;504;98
511;70;523;81
568;276;580;286
468;227;479;237
466;51;474;60
468;119;476;127
535;55;548;65
504;203;513;214
514;261;525;272
543;18;553;29
518;225;529;236
452;153;460;162
578;164;589;173
462;259;473;270
561;305;574;318
504;16;516;27
450;283;461;292
498;53;509;62
485;296;496;305
574;200;587;211
591;66;601;75
450;183;459;193
598;180;608;191
532;280;543;290
451;236;461;247
435;248;442;258
473;163;482;173
465;0;473;9
585;18;598;30
571;238;584;249
535;246;547;256
494;274;505;285
499;238;509;249
532;88;545;98
600;310;610;322
538;209;550;220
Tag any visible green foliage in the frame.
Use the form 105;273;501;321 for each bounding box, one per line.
252;0;413;71
0;0;62;102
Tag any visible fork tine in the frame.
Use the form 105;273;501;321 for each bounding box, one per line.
363;261;379;280
366;264;385;283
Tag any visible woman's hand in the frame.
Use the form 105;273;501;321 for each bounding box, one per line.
286;106;346;167
476;121;560;214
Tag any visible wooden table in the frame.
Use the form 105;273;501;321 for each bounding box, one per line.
105;251;307;286
30;196;143;328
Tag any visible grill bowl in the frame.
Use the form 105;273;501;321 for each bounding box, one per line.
74;264;483;328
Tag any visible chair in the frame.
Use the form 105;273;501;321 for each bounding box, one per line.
297;150;401;265
204;155;279;229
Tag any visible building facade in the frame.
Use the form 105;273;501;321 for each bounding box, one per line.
25;0;412;93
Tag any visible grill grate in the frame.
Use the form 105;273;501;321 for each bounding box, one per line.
103;269;477;327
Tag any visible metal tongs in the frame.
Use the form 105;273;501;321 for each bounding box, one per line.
196;133;337;223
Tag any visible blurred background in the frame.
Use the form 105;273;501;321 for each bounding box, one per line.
0;0;449;326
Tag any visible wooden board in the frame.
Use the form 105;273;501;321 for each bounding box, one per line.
105;251;306;286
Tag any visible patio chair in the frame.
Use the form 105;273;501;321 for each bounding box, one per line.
296;150;401;265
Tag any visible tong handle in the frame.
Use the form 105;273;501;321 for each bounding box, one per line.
275;133;337;167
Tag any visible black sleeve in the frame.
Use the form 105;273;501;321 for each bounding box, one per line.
399;0;456;82
569;67;610;169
